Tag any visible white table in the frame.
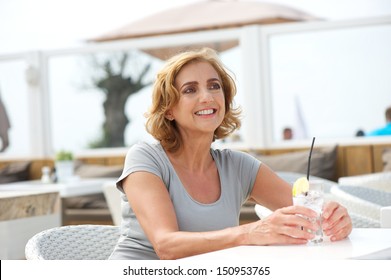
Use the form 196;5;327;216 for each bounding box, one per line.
0;177;117;228
0;190;61;259
183;228;391;260
0;177;117;198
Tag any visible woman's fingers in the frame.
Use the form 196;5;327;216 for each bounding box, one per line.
255;206;320;244
254;201;353;246
322;201;352;241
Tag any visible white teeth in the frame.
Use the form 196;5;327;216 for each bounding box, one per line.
196;109;214;115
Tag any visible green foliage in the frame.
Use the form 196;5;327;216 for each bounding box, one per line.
55;150;73;161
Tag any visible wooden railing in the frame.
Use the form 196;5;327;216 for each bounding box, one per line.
255;144;390;180
1;143;390;182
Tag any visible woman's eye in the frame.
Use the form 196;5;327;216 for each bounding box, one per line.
209;83;221;90
183;87;196;94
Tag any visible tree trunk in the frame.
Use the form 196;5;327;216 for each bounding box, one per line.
93;55;151;148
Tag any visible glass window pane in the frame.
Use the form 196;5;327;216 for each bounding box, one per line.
269;24;391;142
48;49;162;153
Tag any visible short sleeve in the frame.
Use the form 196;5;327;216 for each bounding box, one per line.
116;143;168;192
231;150;261;199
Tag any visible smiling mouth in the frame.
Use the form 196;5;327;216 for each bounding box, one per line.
195;109;216;116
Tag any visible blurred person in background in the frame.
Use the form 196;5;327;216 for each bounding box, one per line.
367;106;391;136
283;127;293;140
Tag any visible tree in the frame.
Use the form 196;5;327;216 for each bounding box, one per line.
89;52;151;148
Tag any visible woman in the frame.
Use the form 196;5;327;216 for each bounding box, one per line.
109;48;352;260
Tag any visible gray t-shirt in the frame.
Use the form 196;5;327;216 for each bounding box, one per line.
109;142;261;260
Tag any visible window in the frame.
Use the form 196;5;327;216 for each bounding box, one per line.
263;19;391;143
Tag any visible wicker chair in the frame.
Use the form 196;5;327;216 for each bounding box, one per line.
25;224;120;260
330;185;391;228
102;182;122;226
338;172;391;192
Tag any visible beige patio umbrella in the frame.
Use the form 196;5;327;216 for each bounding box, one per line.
90;0;317;59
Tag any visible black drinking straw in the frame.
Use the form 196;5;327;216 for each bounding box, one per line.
307;137;316;180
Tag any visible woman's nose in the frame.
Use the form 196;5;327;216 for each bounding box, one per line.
199;88;214;102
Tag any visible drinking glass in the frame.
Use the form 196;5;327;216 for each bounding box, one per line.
293;180;324;244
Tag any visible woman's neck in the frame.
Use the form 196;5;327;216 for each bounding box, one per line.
165;140;214;172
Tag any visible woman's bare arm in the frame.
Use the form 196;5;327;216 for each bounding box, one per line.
123;169;316;260
249;164;293;210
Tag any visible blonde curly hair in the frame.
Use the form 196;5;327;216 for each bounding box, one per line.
145;48;241;152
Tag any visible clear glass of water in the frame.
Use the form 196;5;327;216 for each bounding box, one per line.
293;180;324;244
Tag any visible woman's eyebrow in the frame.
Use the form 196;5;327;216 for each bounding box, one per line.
207;78;222;83
178;81;198;90
178;78;221;90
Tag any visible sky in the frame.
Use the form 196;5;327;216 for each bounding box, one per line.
1;0;391;55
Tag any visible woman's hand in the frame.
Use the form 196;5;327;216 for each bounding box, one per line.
322;201;352;241
244;205;321;245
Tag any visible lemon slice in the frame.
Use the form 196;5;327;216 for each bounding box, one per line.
292;177;309;197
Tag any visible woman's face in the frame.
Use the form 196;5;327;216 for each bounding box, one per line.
168;61;225;139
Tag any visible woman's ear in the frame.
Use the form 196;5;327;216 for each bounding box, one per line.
165;111;174;121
